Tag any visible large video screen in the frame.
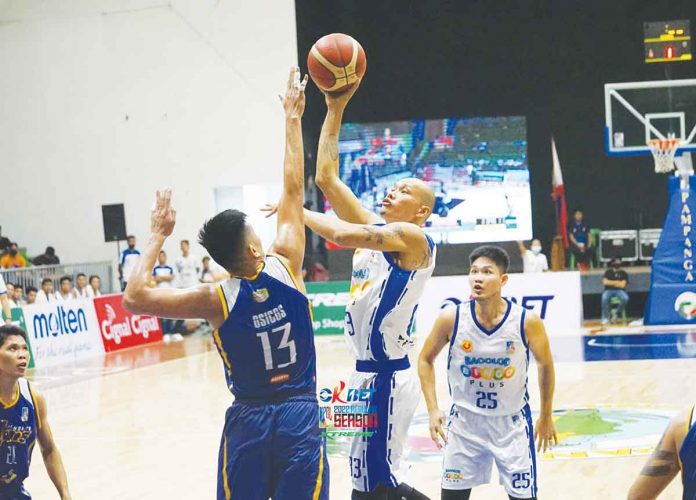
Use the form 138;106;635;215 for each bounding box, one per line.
326;115;532;247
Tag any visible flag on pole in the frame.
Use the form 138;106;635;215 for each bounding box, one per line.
551;137;569;248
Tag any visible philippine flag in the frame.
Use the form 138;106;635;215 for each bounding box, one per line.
551;137;569;249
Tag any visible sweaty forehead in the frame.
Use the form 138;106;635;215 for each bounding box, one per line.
471;257;500;270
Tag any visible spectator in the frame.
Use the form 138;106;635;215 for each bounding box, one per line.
517;239;549;273
32;246;60;266
568;208;593;271
119;235;141;292
36;278;56;303
25;286;37;305
55;276;76;302
152;251;180;342
86;275;102;298
305;261;330;282
5;283;17;309
601;257;629;326
153;251;175;289
0;274;10;324
175;240;200;289
0;243;27;269
11;284;24;306
0;227;10;256
200;256;227;283
73;273;90;299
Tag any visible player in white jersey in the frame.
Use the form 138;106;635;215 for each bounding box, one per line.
419;246;557;500
301;81;435;499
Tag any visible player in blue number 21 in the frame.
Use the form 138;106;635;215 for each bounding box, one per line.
123;67;329;500
419;246;557;500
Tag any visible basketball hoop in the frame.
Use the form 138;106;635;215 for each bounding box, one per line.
648;138;681;174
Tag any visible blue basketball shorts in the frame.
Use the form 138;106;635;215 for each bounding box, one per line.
217;395;329;500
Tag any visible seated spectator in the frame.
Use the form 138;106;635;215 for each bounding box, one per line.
36;278;56;303
517;239;549;273
568;208;594;271
55;276;76;301
11;284;24;306
32;246;60;266
0;274;9;323
305;261;330;282
25;286;37;305
73;273;90;299
200;256;227;283
601;257;629;326
5;283;17;309
0;243;27;269
86;275;102;298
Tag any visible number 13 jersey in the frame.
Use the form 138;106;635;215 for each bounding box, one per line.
214;254;317;401
447;299;529;416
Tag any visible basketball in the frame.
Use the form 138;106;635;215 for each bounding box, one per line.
307;33;366;94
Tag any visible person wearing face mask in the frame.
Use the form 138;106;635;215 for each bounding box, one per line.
0;243;26;269
516;239;549;273
601;257;629;326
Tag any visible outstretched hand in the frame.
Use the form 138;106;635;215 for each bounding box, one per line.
151;187;176;237
280;66;308;119
260;203;278;218
323;77;362;110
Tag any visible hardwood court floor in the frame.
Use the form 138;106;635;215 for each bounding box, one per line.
23;329;695;499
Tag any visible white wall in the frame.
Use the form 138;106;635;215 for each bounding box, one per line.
0;0;298;271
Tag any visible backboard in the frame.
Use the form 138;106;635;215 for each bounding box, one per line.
604;78;696;155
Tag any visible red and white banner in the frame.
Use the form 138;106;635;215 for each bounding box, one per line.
93;294;163;351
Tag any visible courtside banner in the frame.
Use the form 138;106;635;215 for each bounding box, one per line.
22;299;105;367
415;271;583;336
93;294;163;351
11;307;34;369
306;281;350;335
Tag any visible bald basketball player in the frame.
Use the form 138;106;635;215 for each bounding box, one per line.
628;405;696;500
303;81;435;500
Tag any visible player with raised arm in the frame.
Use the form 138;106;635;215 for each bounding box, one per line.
627;405;696;500
123;67;328;500
301;81;434;500
418;246;557;500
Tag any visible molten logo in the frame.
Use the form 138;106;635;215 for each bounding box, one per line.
461;340;473;352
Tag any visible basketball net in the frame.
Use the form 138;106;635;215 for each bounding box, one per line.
648;137;680;174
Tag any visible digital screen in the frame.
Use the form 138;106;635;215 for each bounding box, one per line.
325;115;532;248
644;20;691;63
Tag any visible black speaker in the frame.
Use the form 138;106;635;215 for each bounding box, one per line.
102;204;127;242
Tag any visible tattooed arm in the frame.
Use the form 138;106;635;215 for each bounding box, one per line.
314;81;380;225
303;209;431;270
627;407;690;500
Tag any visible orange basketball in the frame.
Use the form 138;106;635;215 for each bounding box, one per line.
307;33;367;94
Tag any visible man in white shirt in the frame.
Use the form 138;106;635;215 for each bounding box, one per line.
73;273;90;299
35;278;56;303
55;276;76;301
119;235;141;292
5;283;17;309
517;239;549;273
0;274;11;324
175;240;200;289
86;275;102;298
152;251;181;342
153;251;175;289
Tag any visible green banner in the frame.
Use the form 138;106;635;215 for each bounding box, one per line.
10;307;34;369
307;281;350;336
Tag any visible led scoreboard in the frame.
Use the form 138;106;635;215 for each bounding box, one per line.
644;20;691;63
